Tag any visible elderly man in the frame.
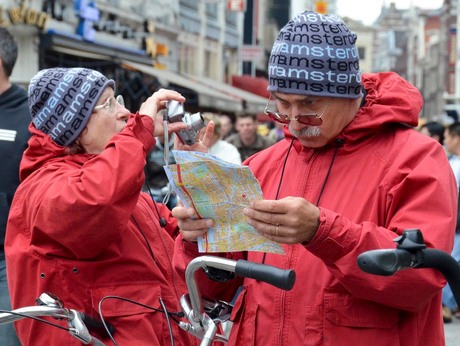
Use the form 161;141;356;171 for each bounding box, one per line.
173;10;456;346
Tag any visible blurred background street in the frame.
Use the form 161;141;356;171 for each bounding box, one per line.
445;316;460;345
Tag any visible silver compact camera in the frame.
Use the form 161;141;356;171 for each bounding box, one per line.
165;100;205;145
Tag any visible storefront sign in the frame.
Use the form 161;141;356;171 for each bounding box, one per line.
74;0;100;41
0;1;49;29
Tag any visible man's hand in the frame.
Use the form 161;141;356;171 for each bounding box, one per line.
174;121;216;153
242;196;320;244
172;203;214;242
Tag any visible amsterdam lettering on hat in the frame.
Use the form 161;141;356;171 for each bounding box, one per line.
268;10;362;99
28;67;115;147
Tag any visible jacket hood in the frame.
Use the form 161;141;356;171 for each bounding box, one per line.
19;124;90;182
283;72;423;150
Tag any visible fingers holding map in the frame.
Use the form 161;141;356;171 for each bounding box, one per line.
164;151;284;254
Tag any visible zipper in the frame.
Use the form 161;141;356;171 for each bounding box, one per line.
277;245;293;345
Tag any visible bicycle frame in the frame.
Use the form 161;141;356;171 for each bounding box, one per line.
0;257;295;346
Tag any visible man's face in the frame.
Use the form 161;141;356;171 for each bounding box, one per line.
236;117;257;142
444;129;460;155
272;93;359;148
219;115;233;138
78;87;130;154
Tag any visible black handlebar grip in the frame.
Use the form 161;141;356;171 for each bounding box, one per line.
234;260;296;291
77;311;116;337
357;249;414;276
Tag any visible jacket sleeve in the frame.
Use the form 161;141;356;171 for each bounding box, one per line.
305;142;457;312
29;114;155;259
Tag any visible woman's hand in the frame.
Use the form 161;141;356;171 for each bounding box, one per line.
138;89;187;137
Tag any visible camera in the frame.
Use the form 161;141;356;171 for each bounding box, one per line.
165;100;205;145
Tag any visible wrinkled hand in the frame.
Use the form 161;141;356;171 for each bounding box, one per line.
174;121;215;153
138;88;187;137
172;202;214;241
242;196;320;244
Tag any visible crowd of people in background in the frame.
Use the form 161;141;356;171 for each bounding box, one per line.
420;119;460;324
144;110;285;209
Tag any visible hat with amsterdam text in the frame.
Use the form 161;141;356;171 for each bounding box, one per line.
268;10;362;98
28;67;115;147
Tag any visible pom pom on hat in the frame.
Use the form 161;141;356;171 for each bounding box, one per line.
268;10;363;99
28;67;115;147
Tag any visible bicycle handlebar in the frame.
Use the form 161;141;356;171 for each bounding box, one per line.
234;259;296;291
0;293;114;345
185;256;295;320
180;256;296;346
357;249;415;276
357;235;460;307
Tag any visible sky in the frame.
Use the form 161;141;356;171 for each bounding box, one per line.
336;0;444;25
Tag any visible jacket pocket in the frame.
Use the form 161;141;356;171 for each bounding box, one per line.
228;286;258;346
323;290;400;346
89;282;166;345
90;281;162;317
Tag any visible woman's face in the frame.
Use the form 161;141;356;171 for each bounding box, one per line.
78;87;131;154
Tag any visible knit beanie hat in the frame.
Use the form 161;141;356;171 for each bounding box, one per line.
268;10;362;99
28;67;115;147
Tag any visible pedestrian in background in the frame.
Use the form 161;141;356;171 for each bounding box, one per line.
219;113;236;139
173;10;456;345
144;133;178;210
225;112;274;161
0;27;28;346
442;122;460;322
5;67;211;345
201;113;241;164
420;121;445;145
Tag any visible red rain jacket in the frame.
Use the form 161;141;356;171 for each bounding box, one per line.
6;114;196;345
174;72;457;346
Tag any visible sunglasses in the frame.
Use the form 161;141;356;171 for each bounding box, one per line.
264;94;332;126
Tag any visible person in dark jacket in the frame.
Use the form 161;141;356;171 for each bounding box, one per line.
419;121;445;145
5;67;212;345
225;113;274;161
0;27;29;346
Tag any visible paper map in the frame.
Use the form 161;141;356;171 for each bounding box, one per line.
164;150;284;254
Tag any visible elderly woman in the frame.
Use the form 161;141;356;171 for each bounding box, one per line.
5;67;209;345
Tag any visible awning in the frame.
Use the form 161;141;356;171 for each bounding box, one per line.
122;61;242;113
184;74;268;114
232;75;270;99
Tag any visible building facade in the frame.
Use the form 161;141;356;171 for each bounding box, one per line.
2;0;267;115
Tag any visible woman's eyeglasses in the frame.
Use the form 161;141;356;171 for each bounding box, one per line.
93;95;125;114
264;94;332;127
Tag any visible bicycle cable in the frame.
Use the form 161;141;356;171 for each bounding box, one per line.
0;309;69;332
98;295;184;346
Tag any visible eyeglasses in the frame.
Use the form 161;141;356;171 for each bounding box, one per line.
264;94;332;127
93;95;125;114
